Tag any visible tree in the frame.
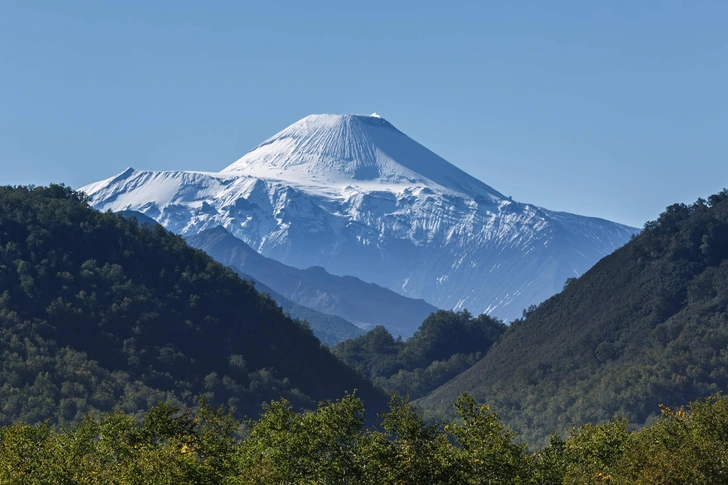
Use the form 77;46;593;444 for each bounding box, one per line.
446;393;531;484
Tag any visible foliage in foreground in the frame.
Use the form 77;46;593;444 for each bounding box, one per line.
1;393;727;484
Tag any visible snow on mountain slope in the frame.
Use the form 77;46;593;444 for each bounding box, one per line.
222;114;504;202
81;114;638;321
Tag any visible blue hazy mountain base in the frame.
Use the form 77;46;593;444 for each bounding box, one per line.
117;211;364;345
186;226;438;338
230;268;365;345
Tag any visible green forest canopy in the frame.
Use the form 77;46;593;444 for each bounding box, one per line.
333;309;505;399
0;184;384;427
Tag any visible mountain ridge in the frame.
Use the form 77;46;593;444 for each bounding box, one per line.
186;225;438;337
227;267;365;346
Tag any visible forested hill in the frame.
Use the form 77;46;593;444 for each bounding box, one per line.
419;190;728;447
0;184;384;426
333;310;505;399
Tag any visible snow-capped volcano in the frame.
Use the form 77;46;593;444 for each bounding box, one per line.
222;114;503;201
81;113;638;321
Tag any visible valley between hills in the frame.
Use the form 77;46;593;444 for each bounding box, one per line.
2;182;728;483
1;117;727;483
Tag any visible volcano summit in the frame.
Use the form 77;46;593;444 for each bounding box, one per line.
82;114;637;320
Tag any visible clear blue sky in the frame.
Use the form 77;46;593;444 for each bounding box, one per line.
1;1;726;227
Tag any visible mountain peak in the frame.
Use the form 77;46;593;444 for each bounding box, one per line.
285;113;396;130
299;112;394;125
222;113;503;200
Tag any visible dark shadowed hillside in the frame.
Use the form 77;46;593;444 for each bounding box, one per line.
114;213;363;345
116;210;159;227
419;190;728;447
0;185;384;426
187;226;439;338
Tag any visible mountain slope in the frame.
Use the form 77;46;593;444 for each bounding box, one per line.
0;184;384;426
187;226;438;337
418;190;728;447
230;268;364;345
117;209;159;226
222;114;504;200
81;114;637;320
115;211;364;344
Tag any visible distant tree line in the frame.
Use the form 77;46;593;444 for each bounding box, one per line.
333;309;506;399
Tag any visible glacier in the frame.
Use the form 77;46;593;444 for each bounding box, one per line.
81;113;638;321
